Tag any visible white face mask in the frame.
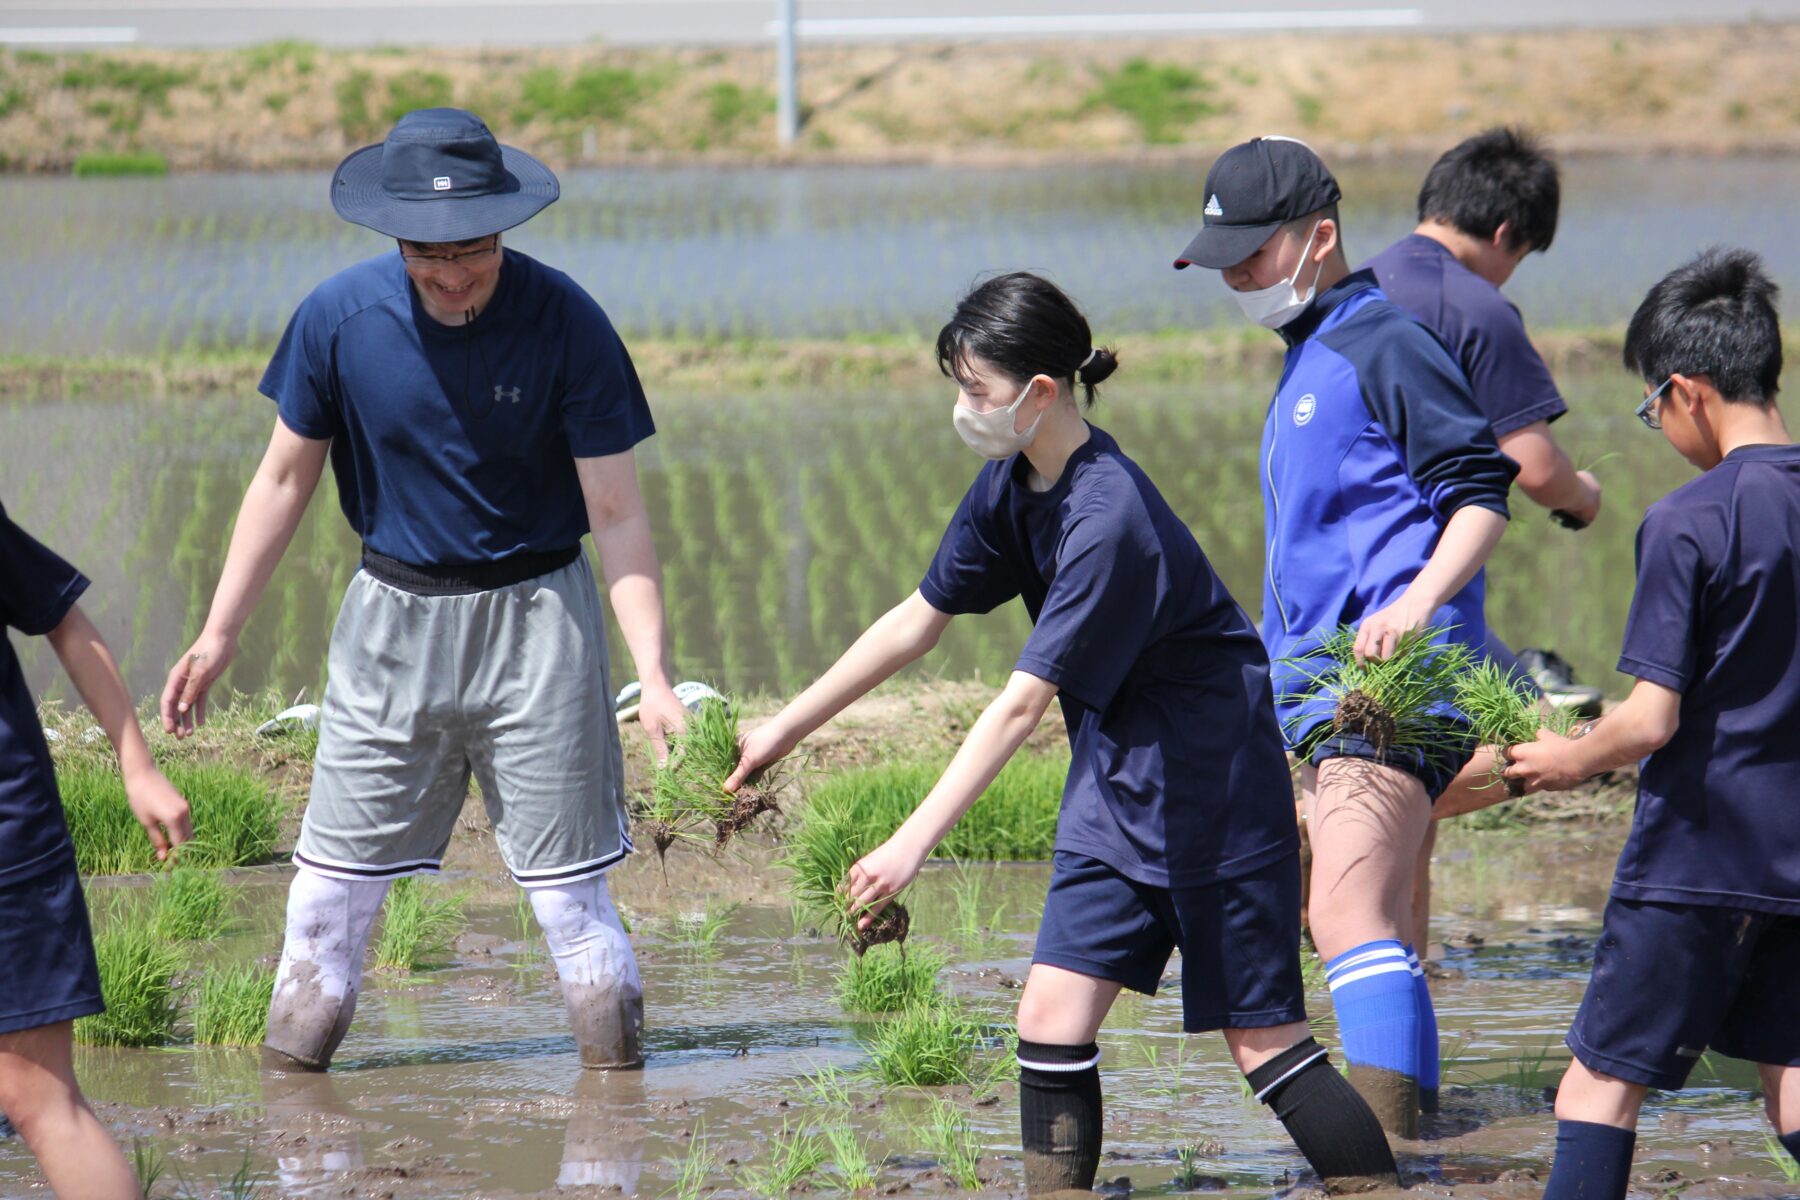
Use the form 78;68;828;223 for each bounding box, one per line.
953;377;1045;459
1232;220;1325;330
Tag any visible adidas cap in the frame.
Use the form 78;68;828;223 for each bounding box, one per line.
1174;136;1342;270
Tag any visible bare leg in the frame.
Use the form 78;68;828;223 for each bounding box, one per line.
1409;821;1436;957
1553;1057;1649;1130
0;1021;138;1200
1758;1062;1800;1136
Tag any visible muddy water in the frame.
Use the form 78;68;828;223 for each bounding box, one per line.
4;828;1797;1198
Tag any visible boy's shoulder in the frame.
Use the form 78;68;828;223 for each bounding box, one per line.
1642;444;1800;540
299;252;409;328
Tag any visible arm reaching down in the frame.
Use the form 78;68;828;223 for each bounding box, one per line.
1504;678;1679;793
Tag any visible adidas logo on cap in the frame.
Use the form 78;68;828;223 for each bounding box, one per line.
1204;193;1224;217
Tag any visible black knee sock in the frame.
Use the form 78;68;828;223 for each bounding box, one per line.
1248;1037;1399;1185
1017;1038;1102;1195
1781;1127;1800;1162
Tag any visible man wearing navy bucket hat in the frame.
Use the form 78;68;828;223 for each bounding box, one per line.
160;109;684;1073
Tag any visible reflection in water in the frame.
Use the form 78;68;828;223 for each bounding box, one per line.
262;1069;367;1187
559;1070;647;1193
4;368;1663;709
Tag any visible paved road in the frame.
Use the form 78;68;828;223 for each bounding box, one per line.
4;0;1798;48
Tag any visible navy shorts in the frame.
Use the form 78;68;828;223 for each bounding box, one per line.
1032;850;1308;1033
1567;898;1800;1090
0;861;103;1035
1307;720;1479;804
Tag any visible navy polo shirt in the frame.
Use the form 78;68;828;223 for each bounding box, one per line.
1363;234;1566;438
0;502;85;885
1613;443;1800;916
920;425;1298;888
262;248;656;566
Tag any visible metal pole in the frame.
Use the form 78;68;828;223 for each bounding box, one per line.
776;0;798;148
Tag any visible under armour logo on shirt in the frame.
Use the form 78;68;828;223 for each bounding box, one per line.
1204;193;1224;217
494;385;522;404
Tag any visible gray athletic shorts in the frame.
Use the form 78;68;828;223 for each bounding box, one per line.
294;557;632;888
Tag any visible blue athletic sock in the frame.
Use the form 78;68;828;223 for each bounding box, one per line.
1407;945;1440;1112
1325;940;1420;1083
1543;1119;1635;1200
1781;1128;1800;1163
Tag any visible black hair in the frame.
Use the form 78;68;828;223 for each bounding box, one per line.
1417;127;1559;252
1623;248;1782;405
936;272;1118;409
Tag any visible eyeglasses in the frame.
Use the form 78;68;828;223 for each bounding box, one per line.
400;240;499;270
1635;377;1673;430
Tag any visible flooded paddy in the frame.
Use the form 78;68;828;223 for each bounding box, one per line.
4;820;1797;1197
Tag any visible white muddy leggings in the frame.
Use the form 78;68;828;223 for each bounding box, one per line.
264;869;643;1070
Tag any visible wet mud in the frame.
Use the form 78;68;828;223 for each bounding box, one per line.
7;824;1800;1197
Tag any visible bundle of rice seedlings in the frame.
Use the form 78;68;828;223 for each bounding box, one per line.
1453;659;1582;793
782;789;909;955
642;696;783;859
193;964;275;1046
863;1000;984;1087
149;866;232;941
373;877;467;972
834;941;946;1013
74;914;184;1047
1282;625;1474;763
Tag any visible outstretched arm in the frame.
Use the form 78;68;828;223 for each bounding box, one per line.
51;604;192;859
161;418;329;735
725;591;953;791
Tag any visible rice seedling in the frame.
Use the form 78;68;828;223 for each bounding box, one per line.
192;964;275;1046
1764;1131;1800;1183
666;1123;716;1200
75;913;183;1047
782;788;910;955
739;1121;827;1197
150;866;231;941
823;1122;879;1191
132;1139;168;1196
511;889;542;968
1497;1039;1560;1105
802;753;1064;862
1135;1035;1202;1104
945;863;1007;939
834;941;946;1013
862;1000;984;1087
642;695;782;858
1281;625;1474;764
59;759;283;875
669;898;740;958
372;877;467;972
917;1097;983;1190
1454;659;1582;794
1170;1142;1226;1190
797;1063;858;1109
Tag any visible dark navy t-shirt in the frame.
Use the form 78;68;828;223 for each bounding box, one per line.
1613;443;1800;916
919;425;1298;888
0;502;85;885
261;248;656;566
1363;234;1566;438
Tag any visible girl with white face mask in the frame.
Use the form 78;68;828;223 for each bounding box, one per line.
727;272;1399;1195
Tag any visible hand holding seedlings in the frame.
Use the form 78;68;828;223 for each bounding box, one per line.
1501;728;1591;794
846;834;928;933
1452;659;1581;795
643;695;783;859
1352;592;1442;663
724;718;799;795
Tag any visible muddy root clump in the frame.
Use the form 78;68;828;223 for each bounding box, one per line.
712;788;780;846
846;902;911;957
1334;689;1398;755
647;821;679;862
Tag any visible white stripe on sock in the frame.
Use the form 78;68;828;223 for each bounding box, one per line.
1327;960;1416;990
1325;945;1409;979
1017;1052;1102;1072
1252;1047;1329;1103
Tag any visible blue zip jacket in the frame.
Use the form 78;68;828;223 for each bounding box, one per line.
1262;270;1516;744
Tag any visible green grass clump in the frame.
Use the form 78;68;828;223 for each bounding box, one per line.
71;151;168;177
1282;626;1474;764
801;753;1064;862
59;760;283;875
862;1000;985;1087
58;58;190;107
515;64;660;124
783;787;910;954
917;1097;983;1189
1084;58;1224;143
642;695;780;857
150;866;231;941
740;1121;827;1197
823;1122;878;1191
192;964;274;1046
74;915;183;1047
372;877;466;972
834;941;946;1013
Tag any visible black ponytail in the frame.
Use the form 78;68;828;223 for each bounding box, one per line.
936;272;1120;409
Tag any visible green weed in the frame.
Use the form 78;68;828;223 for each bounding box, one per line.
834;941;945;1013
71;151;168;177
666;1122;716;1200
702;82;771;133
917;1097;982;1189
739;1121;827;1197
192;964;274;1046
516;64;660;124
150;866;231;941
59;759;282;875
862;1000;984;1087
1497;1039;1559;1104
75;913;183;1047
132;1139;168;1195
511;889;542;967
1085;58;1224;143
373;877;466;972
58;59;191;108
823;1122;878;1191
1281;626;1473;767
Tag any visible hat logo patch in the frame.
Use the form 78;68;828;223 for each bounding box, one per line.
1204;193;1224;217
1294;393;1317;426
432;175;452;191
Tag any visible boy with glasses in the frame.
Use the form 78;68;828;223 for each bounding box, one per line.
1506;248;1800;1199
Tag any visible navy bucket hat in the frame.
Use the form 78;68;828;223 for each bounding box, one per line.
331;108;559;242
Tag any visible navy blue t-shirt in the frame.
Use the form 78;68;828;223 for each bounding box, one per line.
1363;234;1566;438
261;248;656;566
920;425;1298;889
1613;443;1800;916
0;502;85;885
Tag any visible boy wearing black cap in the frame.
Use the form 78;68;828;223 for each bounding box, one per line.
160;109;683;1073
1505;248;1800;1200
1177;135;1518;1136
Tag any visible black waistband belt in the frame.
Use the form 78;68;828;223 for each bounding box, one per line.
359;543;582;596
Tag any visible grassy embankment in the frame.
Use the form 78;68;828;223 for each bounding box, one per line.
1;23;1797;175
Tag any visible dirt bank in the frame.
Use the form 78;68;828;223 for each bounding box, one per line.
4;21;1799;174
